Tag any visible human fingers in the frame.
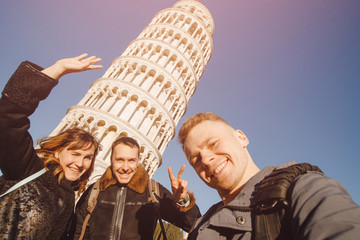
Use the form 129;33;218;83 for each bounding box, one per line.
177;180;188;201
86;57;103;69
168;166;176;181
180;179;188;190
75;53;89;61
89;57;102;65
81;57;103;70
87;64;103;70
81;56;97;64
177;164;186;179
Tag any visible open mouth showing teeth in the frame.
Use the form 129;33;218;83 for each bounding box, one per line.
69;168;81;173
119;173;131;177
214;161;227;176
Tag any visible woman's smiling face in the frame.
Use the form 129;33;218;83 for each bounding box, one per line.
57;143;95;181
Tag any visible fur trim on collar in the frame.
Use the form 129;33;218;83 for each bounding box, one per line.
99;168;117;191
99;164;149;193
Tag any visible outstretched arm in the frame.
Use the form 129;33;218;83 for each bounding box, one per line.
291;172;360;239
161;169;201;232
168;165;188;202
0;53;102;180
41;53;103;80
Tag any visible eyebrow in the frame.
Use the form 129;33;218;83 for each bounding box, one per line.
188;137;214;160
201;137;214;148
114;157;138;160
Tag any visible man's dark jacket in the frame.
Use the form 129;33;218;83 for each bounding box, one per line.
73;165;201;239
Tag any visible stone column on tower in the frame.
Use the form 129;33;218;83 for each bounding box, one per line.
50;0;214;183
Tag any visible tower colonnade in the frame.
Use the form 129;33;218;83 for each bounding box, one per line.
50;0;214;182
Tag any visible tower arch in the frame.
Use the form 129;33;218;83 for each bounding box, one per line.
50;0;214;182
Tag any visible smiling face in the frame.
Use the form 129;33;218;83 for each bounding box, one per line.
57;143;95;182
183;120;253;199
111;143;139;185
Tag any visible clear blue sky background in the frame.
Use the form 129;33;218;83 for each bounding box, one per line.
1;0;359;214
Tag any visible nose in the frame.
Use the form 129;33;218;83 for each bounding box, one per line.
121;161;130;172
200;150;214;166
75;157;84;168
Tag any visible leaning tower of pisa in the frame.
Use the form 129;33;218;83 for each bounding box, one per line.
50;0;214;182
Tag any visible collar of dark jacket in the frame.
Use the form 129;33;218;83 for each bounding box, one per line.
99;164;149;193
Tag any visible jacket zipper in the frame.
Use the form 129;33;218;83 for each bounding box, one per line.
109;187;127;240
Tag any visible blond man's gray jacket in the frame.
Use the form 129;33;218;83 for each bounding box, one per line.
188;161;360;240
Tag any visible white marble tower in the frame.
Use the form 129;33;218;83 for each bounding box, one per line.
50;0;214;182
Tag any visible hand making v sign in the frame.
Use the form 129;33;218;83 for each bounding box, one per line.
168;165;188;202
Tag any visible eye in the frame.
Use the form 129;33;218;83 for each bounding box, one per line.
208;140;217;149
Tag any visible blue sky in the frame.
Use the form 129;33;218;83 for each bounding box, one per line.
1;0;359;214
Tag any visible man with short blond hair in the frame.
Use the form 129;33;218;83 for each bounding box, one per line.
180;112;360;240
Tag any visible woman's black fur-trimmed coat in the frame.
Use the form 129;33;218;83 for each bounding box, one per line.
0;62;77;239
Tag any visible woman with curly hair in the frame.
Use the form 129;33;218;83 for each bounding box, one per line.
0;54;102;239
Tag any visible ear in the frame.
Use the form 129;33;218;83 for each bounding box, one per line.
235;129;249;147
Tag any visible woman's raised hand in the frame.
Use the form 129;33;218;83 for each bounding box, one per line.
41;53;103;80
